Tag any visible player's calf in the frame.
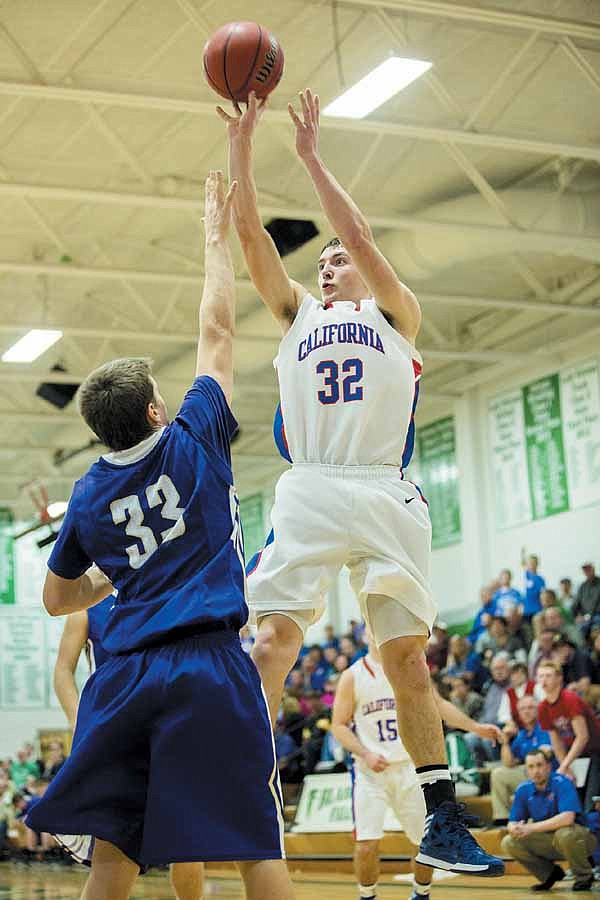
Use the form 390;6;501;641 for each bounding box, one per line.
251;613;304;724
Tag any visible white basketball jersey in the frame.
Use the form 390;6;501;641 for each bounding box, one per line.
275;294;422;466
351;655;410;768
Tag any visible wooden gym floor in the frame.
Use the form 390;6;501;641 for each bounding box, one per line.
0;864;577;899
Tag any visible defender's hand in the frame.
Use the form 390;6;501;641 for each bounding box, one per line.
288;89;320;161
216;90;266;140
203;170;237;242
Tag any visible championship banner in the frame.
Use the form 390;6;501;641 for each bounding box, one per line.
0;508;15;605
292;772;403;833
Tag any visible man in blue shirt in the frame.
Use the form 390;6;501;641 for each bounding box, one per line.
522;551;546;620
501;749;596;891
492;569;524;619
27;173;294;900
491;695;554;826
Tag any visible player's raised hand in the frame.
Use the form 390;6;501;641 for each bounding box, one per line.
216;90;267;140
288;88;320;161
363;751;389;773
203;170;238;242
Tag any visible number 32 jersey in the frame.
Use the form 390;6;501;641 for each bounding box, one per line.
48;377;246;654
275;294;423;467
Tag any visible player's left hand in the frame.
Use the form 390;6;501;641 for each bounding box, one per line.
474;722;503;744
203;170;238;242
288;89;320;161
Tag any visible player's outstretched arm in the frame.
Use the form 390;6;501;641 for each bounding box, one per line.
53;611;88;728
217;93;304;333
289;89;421;343
196;170;238;404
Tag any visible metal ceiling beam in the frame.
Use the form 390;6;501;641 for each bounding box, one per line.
0;81;599;161
0;323;550;364
337;0;600;41
0;410;273;431
0;370;279;393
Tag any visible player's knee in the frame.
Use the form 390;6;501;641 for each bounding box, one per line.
253;615;302;666
380;636;429;695
354;840;379;866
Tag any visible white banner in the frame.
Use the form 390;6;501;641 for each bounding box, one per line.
292;772;403;833
488;390;532;529
560;359;600;510
0;610;46;708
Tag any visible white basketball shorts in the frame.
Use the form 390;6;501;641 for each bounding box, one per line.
352;761;426;843
247;463;435;645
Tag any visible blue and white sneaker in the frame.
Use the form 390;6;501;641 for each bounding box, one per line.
415;802;505;877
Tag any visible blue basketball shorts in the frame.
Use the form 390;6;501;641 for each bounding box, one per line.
27;631;285;866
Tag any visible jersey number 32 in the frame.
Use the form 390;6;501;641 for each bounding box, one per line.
316;358;363;404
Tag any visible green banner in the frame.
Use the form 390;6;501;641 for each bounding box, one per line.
0;508;15;605
417;417;461;549
523;374;569;519
239;493;265;561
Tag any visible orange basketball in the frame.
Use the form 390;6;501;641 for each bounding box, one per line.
203;21;284;104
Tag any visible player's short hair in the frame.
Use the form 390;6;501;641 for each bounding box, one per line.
525;747;552;765
78;357;156;451
320;236;342;255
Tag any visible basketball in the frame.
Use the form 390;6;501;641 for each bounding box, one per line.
203;22;284;104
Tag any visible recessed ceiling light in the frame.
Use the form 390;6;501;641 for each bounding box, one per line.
47;501;68;518
2;329;62;363
323;56;432;119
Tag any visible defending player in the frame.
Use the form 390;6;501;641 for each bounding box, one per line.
218;91;503;875
27;172;294;900
332;635;503;900
53;598;204;900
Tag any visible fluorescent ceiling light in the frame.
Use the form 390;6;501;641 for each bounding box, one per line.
323;56;432;119
47;501;68;519
2;329;62;363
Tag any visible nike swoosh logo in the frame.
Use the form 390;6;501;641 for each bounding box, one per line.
405;497;415;504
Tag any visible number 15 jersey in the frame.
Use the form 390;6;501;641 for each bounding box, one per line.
48;377;247;654
275;294;422;467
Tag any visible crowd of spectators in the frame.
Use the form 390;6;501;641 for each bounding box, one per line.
273;556;600;835
0;741;66;863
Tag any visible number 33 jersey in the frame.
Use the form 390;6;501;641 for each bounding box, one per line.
275;294;423;467
48;376;247;654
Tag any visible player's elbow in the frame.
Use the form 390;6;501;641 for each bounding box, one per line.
43;592;65;616
340;225;374;253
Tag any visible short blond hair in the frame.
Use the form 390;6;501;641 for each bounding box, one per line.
537;660;562;675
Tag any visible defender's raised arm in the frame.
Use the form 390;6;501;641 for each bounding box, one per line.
217;93;304;332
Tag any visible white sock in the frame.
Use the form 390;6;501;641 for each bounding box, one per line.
413;879;431;896
359;883;377;898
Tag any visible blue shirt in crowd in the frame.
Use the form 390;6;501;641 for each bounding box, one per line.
468;601;496;644
510;772;584;826
492;587;523;618
523;570;546;617
511;722;556;768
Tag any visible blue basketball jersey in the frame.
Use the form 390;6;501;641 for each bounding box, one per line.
48;377;246;654
86;594;114;671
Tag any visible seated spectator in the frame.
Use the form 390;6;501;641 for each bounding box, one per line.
322;624;339;651
468;585;496;645
320;677;338;708
532;589;571;638
529;628;559;679
9;749;39;789
542;605;582;647
0;771;14;860
587;630;600;709
491;695;554;826
586;796;600;876
537;660;600;809
300;646;329;692
425;620;449;673
449;674;483;721
285;669;304;694
334;653;350;675
573;562;600;639
443;634;488;692
521;550;546;620
506;606;532;654
501;749;596;892
552;635;593;696
492;569;524;619
464;655;511;765
21;778;55;861
275;723;303;784
497;661;544;728
322;645;338;675
475;616;527;665
41;741;65;780
559;577;575;618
